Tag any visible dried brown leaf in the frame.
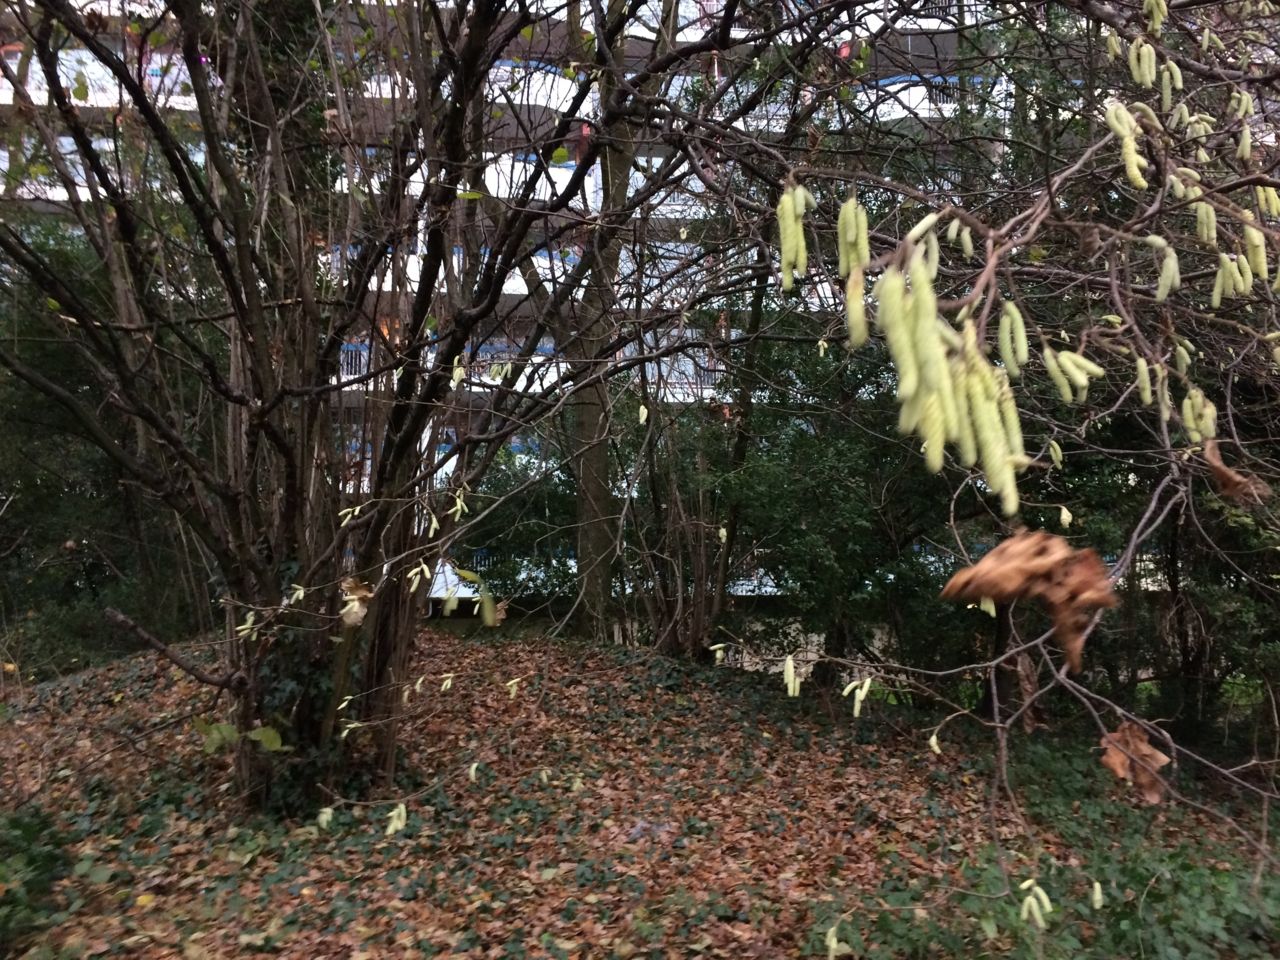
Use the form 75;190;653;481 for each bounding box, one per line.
1099;721;1172;805
941;531;1075;602
1204;439;1272;504
943;532;1117;673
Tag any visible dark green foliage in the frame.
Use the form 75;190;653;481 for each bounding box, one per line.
0;808;69;955
0;228;206;678
810;737;1279;959
461;446;580;607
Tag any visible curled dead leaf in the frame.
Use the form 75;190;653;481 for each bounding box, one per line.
1100;720;1171;805
490;598;509;627
1203;439;1271;504
340;577;375;628
942;532;1117;673
941;531;1075;603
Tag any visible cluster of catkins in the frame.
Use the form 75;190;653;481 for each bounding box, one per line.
775;90;1277;507
775;181;816;292
1132;337;1222;446
1104;101;1153;190
835;194;871;346
1043;344;1106;406
1181;386;1217;444
836;205;1024;516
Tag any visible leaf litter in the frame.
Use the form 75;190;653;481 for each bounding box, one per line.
0;629;1259;957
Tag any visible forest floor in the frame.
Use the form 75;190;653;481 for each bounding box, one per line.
1;626;1276;959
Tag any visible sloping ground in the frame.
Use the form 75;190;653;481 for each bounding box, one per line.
1;630;1276;959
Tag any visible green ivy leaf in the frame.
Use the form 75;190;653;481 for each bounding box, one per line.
246;726;284;751
201;722;239;754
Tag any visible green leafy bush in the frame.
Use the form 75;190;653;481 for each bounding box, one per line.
0;808;68;955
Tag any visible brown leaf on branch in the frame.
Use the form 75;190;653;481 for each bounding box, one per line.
340;577;375;628
1033;548;1117;672
940;531;1075;603
1203;439;1272;504
941;532;1117;673
1100;721;1172;805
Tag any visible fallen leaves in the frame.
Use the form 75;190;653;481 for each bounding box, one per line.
2;628;1250;957
0;633;1018;958
1100;720;1172;805
941;530;1118;672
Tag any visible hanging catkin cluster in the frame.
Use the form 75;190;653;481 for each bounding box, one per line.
1167;167;1218;246
1181;386;1217;443
1127;37;1157;89
1183;112;1215;164
1105;102;1149;190
1255;186;1280;218
776;180;816;292
997;302;1029;379
1230;90;1255;161
861;215;1025;516
1146;354;1170;420
1183;100;1276;307
945;213;974;258
1043;345;1106;405
1159;59;1181;112
1141;0;1167;35
836;195;871;346
941;530;1118;673
1212;252;1252;306
1144;235;1181;302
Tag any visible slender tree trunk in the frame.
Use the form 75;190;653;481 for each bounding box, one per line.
570;380;616;641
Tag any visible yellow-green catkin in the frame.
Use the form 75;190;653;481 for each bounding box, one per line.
777;192;797;291
1044;348;1074;403
875;268;919;399
854;204;870;267
1136;357;1153;405
999;303;1025;379
1056;351;1091;390
837;196;859;278
846;268;868;348
792;186;812;277
921;393;945;473
951;357;978;467
1155;364;1171;421
963;323;1018;516
996;371;1025;459
1244;222;1268;281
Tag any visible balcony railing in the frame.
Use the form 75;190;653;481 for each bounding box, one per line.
339;343;370;381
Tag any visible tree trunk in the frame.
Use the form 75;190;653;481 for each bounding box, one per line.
570;378;615;641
